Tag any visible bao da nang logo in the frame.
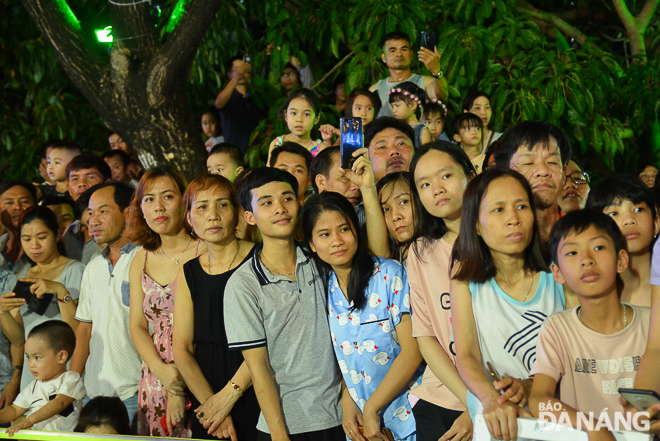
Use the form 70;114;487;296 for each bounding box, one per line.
538;402;651;432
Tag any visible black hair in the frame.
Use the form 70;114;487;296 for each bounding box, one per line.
225;55;242;74
74;186;96;220
381;31;411;50
101;149;131;167
88;181;135;212
0;179;37;203
586;174;657;218
388;81;427;119
364;117;415;150
344;89;382;120
269;142;313;171
310;146;340;194
43;197;74;211
302;192;375;311
40;140;66;159
19;206;67;261
462;91;493;128
549;209;625;265
66;154;112;181
408;142;476;255
282;62;300;78
202;105;221;120
451;167;550;283
28;320;76;362
282;88;321;118
236;166;299;213
452;112;484;141
422;100;448;120
50;141;83;157
492;120;572;168
482;139;499;172
208;142;245;168
74;396;132;435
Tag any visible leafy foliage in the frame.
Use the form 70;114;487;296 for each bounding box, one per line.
3;0;659;181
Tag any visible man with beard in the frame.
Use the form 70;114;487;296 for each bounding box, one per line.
493;120;572;243
370;31;448;118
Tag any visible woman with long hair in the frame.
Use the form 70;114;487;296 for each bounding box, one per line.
172;174;259;440
127;167;200;437
450;168;565;440
406;142;476;441
302;191;424;441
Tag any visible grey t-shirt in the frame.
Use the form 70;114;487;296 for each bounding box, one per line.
224;244;342;435
374;73;426;118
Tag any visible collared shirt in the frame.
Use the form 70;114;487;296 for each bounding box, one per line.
224;243;342;435
75;241;142;400
328;258;422;440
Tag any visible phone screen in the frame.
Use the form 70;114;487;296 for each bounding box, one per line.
421;31;436;51
242;53;252;67
340;117;363;170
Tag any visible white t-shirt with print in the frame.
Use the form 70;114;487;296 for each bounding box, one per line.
14;370;86;432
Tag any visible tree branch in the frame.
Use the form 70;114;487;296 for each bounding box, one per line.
636;0;660;32
310;49;356;90
147;0;222;106
20;0;107;109
611;0;648;60
512;0;604;54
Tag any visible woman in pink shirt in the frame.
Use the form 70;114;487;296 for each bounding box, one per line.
406;142;476;441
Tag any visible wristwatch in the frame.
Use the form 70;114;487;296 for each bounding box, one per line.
430;70;444;79
57;293;72;304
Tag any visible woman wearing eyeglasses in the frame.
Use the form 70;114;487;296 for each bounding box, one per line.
558;160;590;214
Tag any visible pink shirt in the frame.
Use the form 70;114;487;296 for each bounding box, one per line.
408;238;465;411
531;304;650;421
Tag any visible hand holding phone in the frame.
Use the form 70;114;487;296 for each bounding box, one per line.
619;388;660;412
420;31;436;51
340;117;364;170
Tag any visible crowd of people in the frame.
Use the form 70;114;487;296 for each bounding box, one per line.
0;30;659;441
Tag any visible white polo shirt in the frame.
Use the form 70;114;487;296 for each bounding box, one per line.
74;242;142;400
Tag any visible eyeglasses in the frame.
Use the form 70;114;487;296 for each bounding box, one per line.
566;171;590;186
280;71;297;79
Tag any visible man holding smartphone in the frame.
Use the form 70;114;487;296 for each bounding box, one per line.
370;31;448;118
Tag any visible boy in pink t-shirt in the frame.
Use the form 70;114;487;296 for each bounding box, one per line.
530;210;650;441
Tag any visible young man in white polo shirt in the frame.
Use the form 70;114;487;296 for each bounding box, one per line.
70;182;143;430
224;167;343;441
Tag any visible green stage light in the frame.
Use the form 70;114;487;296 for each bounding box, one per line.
95;26;113;43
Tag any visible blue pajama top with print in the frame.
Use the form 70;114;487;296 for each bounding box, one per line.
328;258;423;441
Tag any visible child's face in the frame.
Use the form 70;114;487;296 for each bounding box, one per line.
352;95;375;125
453;124;482;149
391;100;415;120
25;336;67;382
201;113;220;138
207;153;242;183
551;225;628;298
284;98;318;137
273;152;310;201
47;148;78;183
601;199;660;255
422;112;444;139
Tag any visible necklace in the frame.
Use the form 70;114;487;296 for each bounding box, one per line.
208;240;241;275
259;252;296;277
521;273;535;303
161;238;192;265
578;304;627;328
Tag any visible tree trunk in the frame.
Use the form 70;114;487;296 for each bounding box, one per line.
20;0;222;180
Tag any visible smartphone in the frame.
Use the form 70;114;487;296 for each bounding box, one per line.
12;280;33;301
487;361;502;382
242;53;252;67
339;117;363;170
619;388;660;412
420;31;436;51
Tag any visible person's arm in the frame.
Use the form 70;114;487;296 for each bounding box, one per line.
530;374;615;441
172;272;250;435
362;314;422;439
419;46;448;102
6;394;75;436
340;379;367;441
70;321;91;375
128;254;185;394
242;346;290;441
416;336;467;405
21;277;78;331
215;61;249;110
341;148;390;257
420;126;432;145
634;284;660;393
0;298;25;347
0;404;26;426
450;278;530;441
0;328;25;408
